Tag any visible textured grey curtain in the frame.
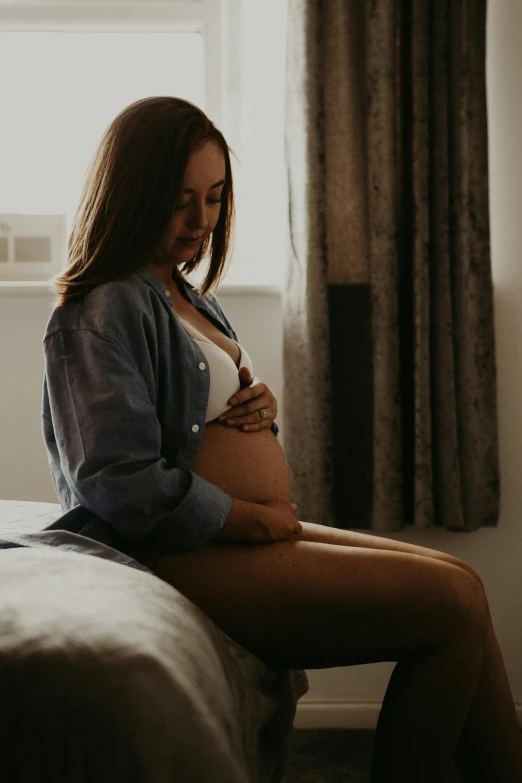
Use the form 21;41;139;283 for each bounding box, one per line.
283;0;499;532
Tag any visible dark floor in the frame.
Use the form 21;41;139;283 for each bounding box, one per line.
282;730;464;783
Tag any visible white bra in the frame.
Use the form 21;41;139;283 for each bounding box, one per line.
178;316;254;423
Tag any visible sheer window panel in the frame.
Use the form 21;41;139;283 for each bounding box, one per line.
187;0;289;291
0;29;205;281
0;0;289;289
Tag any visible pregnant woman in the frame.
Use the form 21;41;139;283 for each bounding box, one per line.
32;97;522;782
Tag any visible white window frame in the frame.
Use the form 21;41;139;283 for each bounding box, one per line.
0;1;224;120
0;0;265;293
0;0;280;295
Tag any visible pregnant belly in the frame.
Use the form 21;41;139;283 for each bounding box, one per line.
192;422;291;504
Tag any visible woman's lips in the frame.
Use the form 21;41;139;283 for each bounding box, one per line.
177;237;202;246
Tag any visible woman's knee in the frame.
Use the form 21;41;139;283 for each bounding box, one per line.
443;556;485;591
442;567;490;647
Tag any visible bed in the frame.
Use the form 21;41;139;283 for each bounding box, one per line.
0;499;309;782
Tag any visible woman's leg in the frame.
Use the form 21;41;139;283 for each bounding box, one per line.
295;520;480;580
294;520;522;780
155;539;489;783
452;611;522;783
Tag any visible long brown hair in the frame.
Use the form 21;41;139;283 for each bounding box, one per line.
50;97;236;306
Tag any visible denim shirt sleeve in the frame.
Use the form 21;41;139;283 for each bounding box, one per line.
43;327;232;552
208;293;280;438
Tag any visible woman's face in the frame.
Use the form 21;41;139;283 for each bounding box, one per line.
164;140;226;262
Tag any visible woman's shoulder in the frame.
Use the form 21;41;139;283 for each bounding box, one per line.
44;273;163;348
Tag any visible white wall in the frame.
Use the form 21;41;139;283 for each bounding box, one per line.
0;0;521;729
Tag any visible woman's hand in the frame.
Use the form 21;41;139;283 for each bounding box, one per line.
212;498;300;544
248;500;302;544
218;366;278;431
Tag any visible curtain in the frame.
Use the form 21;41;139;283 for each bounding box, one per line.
283;0;499;532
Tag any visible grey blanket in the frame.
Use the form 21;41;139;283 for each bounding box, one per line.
0;500;309;782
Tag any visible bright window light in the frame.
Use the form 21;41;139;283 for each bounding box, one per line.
0;30;205;272
0;4;288;289
220;0;288;288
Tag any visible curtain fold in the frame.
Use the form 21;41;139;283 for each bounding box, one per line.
283;0;499;532
284;0;336;527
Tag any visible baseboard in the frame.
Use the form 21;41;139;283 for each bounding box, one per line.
294;701;522;731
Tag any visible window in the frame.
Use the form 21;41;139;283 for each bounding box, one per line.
0;0;288;289
218;0;288;288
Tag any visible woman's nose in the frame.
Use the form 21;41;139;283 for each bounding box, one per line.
187;201;208;230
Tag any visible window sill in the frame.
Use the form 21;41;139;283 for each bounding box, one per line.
0;281;282;296
0;281;54;296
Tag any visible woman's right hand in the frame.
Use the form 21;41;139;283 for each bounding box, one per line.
249;499;303;544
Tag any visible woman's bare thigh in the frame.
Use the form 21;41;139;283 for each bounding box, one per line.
295;521;482;583
154;539;487;671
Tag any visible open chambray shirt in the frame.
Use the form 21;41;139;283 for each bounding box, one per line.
0;267;278;573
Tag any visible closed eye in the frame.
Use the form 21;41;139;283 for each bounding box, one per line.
177;197;223;210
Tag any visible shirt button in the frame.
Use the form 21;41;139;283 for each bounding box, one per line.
191;424;200;433
198;362;206;371
164;288;170;297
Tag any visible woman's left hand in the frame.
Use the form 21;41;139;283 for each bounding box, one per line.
218;367;278;431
